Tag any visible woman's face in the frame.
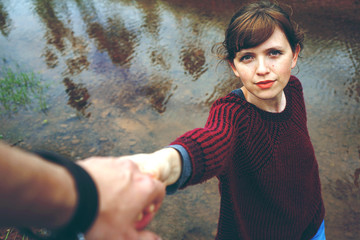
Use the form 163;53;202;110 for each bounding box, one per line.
230;26;300;105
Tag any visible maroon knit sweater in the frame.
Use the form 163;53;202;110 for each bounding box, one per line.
171;76;325;239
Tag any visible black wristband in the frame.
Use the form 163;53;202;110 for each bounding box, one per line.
21;151;99;240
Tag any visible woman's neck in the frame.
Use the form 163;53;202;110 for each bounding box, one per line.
241;87;286;113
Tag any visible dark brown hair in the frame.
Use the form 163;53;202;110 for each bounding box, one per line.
214;1;304;62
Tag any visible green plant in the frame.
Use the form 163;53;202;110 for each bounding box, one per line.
0;66;48;113
4;228;11;240
2;227;28;240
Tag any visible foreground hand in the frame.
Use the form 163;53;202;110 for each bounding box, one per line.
77;157;165;240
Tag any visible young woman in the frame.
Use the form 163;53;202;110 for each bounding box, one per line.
124;1;326;239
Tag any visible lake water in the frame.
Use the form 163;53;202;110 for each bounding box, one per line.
0;0;359;239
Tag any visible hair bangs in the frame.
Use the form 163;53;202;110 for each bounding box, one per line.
235;13;276;52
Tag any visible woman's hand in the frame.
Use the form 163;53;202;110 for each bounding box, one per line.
121;148;182;186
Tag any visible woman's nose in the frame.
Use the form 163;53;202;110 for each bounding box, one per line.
256;57;270;75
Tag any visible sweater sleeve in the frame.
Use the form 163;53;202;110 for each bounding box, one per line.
165;144;192;194
170;96;248;187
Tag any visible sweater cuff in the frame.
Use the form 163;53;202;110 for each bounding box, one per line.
165;145;192;194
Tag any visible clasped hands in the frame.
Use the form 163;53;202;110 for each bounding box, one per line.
121;148;182;186
79;148;181;240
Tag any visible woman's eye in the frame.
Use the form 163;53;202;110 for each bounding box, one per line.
240;55;253;62
269;50;282;56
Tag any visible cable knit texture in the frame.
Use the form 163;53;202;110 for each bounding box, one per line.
171;76;325;240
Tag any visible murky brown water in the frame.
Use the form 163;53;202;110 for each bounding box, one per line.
0;0;359;239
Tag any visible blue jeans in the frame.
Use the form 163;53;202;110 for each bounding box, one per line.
311;220;326;240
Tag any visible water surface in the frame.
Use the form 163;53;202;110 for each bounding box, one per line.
0;0;359;239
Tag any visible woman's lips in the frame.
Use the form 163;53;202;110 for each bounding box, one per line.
256;80;275;89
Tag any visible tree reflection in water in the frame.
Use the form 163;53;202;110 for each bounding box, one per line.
0;2;12;37
63;77;91;117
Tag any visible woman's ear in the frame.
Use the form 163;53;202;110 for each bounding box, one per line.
291;44;301;69
228;60;240;77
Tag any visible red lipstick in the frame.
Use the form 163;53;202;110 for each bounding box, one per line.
256;80;274;89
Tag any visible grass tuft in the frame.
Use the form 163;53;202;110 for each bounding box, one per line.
0;66;48;114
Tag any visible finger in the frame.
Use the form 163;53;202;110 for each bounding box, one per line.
137;230;163;240
135;200;160;229
136;203;156;221
135;211;155;230
145;203;156;214
137;175;166;210
132;176;165;229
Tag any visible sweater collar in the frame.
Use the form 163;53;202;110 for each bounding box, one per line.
231;84;293;122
